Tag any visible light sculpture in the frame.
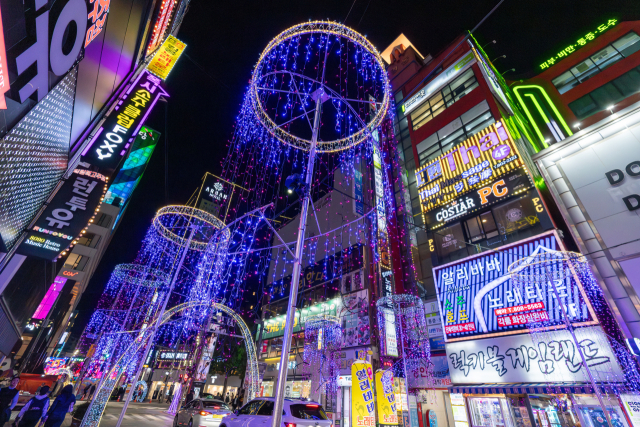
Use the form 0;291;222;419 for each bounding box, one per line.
303;314;342;401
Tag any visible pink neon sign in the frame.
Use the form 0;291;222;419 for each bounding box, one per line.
32;276;67;320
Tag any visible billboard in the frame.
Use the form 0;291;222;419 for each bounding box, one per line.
32;277;68;320
196;174;234;219
104;126;161;207
376;370;399;426
147;36;187;80
16;169;108;259
81;70;168;175
433;231;597;341
445;326;623;384
416;120;525;214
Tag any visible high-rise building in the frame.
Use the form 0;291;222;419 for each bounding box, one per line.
0;0;189;370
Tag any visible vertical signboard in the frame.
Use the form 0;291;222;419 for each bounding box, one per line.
354;168;364;215
81;70;169;175
17;169;108;259
373;139;394;297
621;394;640;427
381;308;399;357
0;5;8;110
409;395;419;427
352;360;375;427
147;35;187;80
376;370;399;426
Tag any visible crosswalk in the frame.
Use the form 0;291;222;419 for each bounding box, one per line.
103;413;175;421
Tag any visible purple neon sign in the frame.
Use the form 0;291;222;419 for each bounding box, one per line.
32;276;67;320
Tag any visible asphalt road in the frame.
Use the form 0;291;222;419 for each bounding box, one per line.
2;401;177;427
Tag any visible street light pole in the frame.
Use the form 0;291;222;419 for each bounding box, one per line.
270;89;323;427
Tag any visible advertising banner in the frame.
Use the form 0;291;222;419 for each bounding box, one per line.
376;370;399;426
197;174;233;218
381;307;399;357
17;169;108;260
409;395;420;427
352;360;376;427
422;168;532;228
409;356;451;389
433;231;595;341
416;120;524;214
354;169;364;215
445;326;623;384
147;35;187;80
82;70;169;175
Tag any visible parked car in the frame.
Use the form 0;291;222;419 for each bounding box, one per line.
220;398;331;427
174;398;232;427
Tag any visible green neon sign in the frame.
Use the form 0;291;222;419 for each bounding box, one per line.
513;85;573;147
539;19;617;70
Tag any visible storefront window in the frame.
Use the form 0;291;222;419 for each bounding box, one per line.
572;394;629;427
284;380;310;399
434;222;468;263
468;397;510;427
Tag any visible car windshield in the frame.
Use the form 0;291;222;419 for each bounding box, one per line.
289;404;328;420
202;401;230;410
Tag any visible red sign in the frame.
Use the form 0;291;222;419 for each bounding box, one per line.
0;5;9;109
495;301;545;316
497;311;549;327
445;322;476;334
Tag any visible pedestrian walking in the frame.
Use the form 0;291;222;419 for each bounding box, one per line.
224;392;230;404
42;384;76;427
13;386;49;427
88;384;96;400
0;377;20;425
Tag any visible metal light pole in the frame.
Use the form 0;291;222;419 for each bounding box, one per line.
270;90;323;427
114;226;196;427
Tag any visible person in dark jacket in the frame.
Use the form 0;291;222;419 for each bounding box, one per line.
88;384;96;400
42;384;76;427
185;391;194;404
13;386;50;427
0;377;20;425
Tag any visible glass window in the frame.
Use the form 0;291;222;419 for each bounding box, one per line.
433;222;467;260
77;233;101;248
492;197;540;235
612;67;640;96
480;211;499;238
468;397;508;427
238;400;262;415
552;70;580;94
465;111;495;136
464;216;485;242
289;404;329;420
64;253;89;271
568;94;599;119
95;213;113;228
256;401;274;416
570;58;600;83
613;31;640;58
590;45;623;70
590;82;624;108
202;401;230;410
395;91;404;103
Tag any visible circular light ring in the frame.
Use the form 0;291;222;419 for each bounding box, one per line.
152;205;230;251
508;250;589;285
376;293;423;308
112;264;170;288
250;20;391;153
305;314;341;330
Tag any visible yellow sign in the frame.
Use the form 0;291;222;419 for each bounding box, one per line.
415;119;524;213
376;370;399;426
352;360;376;427
147;35;187;80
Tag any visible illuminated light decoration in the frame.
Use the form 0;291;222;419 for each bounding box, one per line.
104;127;161;207
32;277;68;320
152;205;229;251
167;382;182;415
415;119;525;215
0;69;77;252
147;35;187;80
80;301;259;427
133;381;148;402
250;20;391;152
81;70;168;175
85;0;110;47
507;248;640;422
302;314;342;400
539;19;618;70
512;85;573;144
0;4;9;109
146;0;177;55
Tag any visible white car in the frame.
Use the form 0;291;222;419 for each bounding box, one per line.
220;398;331;427
174;398;232;427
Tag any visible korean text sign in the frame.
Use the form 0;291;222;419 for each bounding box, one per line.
416;120;524;214
17;169;107;260
445;326;623;384
434;231;595;341
82;70;169;174
376;370;399;426
147;35;187;80
352;360;376;427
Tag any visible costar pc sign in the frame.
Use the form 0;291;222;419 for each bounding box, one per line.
416;120;524;215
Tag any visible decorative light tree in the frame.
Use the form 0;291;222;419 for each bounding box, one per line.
303;314;342;402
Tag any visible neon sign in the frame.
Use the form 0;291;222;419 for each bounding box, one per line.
415;119;524;214
0;5;9;109
539;19;617;70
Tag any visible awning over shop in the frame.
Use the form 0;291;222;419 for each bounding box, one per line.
450;383;611;395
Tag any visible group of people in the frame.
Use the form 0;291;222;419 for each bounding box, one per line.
216;391;243;411
0;377;76;427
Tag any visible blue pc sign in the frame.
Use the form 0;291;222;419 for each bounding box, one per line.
433;231;597;341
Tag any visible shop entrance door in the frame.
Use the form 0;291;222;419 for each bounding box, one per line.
468;397;512;427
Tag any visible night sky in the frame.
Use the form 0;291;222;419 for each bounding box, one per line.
71;0;640;336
